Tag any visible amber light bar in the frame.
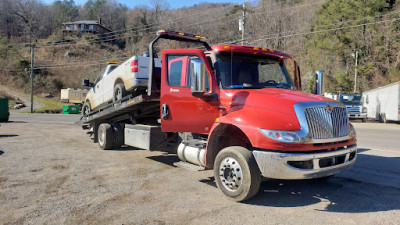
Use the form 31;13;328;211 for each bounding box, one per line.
156;29;207;42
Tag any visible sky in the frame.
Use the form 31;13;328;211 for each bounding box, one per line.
42;0;242;9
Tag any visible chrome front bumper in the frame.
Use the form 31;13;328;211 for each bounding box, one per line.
349;114;367;119
252;145;357;180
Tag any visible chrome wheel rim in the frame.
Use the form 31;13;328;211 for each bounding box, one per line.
219;157;243;192
115;88;122;101
83;106;89;115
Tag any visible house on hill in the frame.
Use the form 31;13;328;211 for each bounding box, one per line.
62;20;112;40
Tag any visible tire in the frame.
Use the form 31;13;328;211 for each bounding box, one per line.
98;123;114;150
214;146;261;202
113;83;127;103
113;123;124;148
379;113;387;123
81;102;91;116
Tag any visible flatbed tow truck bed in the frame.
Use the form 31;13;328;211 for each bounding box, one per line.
79;94;160;125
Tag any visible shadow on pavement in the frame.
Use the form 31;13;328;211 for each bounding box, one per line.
199;177;217;188
108;146;142;151
200;149;400;213
245;151;400;213
146;154;179;167
0;135;18;138
245;176;400;213
357;148;370;153
0;150;3;155
2;121;27;124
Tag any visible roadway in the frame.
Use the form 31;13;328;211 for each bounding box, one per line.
0;112;399;224
340;121;400;189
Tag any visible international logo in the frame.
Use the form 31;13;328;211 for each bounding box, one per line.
326;104;333;113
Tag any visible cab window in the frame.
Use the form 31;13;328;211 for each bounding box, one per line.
188;56;210;91
169;60;183;87
94;68;106;84
167;55;211;91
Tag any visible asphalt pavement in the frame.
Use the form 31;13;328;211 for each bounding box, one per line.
0;112;399;224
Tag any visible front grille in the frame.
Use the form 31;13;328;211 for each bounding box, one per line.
346;105;361;115
304;106;349;139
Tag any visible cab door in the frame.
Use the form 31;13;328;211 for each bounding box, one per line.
160;49;219;134
92;69;105;108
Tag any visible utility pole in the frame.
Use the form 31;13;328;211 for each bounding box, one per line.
26;26;35;113
30;43;34;113
241;2;246;45
353;50;358;92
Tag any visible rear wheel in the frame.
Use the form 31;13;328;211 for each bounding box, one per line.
379;113;387;123
98;123;114;150
113;123;124;148
113;83;127;102
81;102;91;116
214;146;261;202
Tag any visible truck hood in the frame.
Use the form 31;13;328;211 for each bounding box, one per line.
217;88;335;131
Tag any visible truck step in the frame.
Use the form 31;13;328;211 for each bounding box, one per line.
86;127;94;136
173;161;206;172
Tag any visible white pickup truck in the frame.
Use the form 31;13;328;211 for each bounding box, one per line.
82;56;162;115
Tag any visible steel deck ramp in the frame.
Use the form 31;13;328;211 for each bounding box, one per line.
79;94;160;125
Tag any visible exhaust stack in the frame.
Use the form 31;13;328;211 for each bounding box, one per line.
315;70;325;95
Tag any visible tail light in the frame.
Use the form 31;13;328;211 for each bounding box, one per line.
131;59;138;72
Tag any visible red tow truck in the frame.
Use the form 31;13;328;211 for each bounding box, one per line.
81;30;357;201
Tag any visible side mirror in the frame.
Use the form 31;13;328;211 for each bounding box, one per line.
190;58;207;97
82;78;94;87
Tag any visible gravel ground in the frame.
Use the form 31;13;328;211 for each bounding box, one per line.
0;112;399;225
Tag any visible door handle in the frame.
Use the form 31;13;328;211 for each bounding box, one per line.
162;104;169;120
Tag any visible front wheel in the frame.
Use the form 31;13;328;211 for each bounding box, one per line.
214;146;261;202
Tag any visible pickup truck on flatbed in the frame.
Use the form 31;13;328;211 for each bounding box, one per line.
81;57;161;115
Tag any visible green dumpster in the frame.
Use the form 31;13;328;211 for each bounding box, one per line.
0;98;9;122
62;105;80;114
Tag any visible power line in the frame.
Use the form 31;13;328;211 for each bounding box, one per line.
248;17;400;45
216;6;400;46
6;16;399;71
35;13;241;48
249;0;324;17
32;4;237;48
23;10;400;69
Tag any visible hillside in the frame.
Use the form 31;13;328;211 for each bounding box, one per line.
0;0;400;100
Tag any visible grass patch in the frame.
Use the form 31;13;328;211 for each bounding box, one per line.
32;96;67;113
0;90;17;109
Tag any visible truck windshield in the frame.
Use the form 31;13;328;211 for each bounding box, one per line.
215;52;295;90
339;94;362;104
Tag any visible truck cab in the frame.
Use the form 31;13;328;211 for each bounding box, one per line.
157;34;357;200
339;92;367;122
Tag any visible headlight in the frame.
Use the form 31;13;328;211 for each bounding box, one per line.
349;124;357;138
260;129;302;143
